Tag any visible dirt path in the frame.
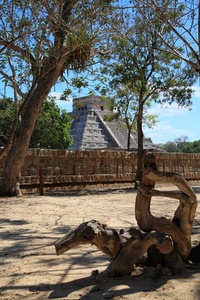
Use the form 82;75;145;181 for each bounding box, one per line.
1;183;200;299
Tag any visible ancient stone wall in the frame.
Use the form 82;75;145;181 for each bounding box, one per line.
0;149;200;192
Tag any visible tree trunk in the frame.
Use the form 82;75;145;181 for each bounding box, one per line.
135;97;144;186
127;126;131;151
0;59;66;196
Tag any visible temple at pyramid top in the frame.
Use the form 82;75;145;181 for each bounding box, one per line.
72;95;110;113
69;95;158;151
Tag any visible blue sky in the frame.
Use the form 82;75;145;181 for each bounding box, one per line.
51;85;200;145
2;82;199;145
143;86;200;144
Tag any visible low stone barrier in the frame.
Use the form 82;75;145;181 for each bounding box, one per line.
1;149;200;192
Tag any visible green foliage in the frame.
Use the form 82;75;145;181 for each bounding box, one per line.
0;0;114;102
0;98;16;145
30;97;73;149
181;140;200;153
160;141;179;152
160;136;189;152
0;97;73;149
130;0;200;73
60;89;72;101
99;33;196;107
103;2;196;148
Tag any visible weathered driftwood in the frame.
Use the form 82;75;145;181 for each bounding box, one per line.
55;153;197;277
55;220;122;259
111;230;174;276
136;154;197;262
55;220;174;276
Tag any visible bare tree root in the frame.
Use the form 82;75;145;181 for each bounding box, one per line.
55;220;174;277
54;153;197;277
55;220;123;259
135;154;197;264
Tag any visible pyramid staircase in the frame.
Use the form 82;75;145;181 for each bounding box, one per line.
69;111;113;150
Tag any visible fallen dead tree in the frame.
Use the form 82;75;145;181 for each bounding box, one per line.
55;153;199;278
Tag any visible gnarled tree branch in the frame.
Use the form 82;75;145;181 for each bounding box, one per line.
135;153;197;259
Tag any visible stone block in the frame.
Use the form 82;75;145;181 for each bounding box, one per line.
39;157;46;166
75;150;83;158
33;156;40;166
32;176;39;184
52;149;58;157
46;166;54;176
101;150;109;158
26;149;33;157
24;176;32;184
32;148;41;156
15;149;200;190
75;165;82;175
113;151;121;158
21;168;31;176
57;149;67;157
45;158;53;166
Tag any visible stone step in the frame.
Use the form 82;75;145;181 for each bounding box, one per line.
78;115;97;122
72;134;108;142
71;126;103;132
70;111;112;150
71;127;104;134
70;141;110;149
71;140;108;146
70;140;109;147
72;122;102;129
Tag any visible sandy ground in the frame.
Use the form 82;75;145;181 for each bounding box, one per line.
1;183;200;300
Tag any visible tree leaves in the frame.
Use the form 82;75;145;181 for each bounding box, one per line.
0;96;72;149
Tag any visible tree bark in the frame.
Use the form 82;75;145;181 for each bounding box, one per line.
0;0;88;196
135;153;197;261
0;58;66;196
135;96;144;185
127;126;131;151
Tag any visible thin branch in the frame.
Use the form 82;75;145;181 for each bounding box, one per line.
0;69;26;98
138;0;200;67
0;38;36;63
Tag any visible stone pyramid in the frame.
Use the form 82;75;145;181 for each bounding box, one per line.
69;96;157;151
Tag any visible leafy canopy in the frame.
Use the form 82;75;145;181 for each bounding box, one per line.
0;96;72;149
92;2;197;132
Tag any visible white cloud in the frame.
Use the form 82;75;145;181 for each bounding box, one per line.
49;92;62;99
148;103;190;117
192;86;200;98
48;92;73;111
49;92;72;103
144;121;195;144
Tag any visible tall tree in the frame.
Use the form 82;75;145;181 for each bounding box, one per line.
0;97;15;148
0;0;113;196
181;140;200;153
95;3;196;183
128;0;200;73
0;96;72;149
30;97;72;149
161;136;189;152
103;84;158;152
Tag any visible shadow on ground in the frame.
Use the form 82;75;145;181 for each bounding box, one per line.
1;183;200;299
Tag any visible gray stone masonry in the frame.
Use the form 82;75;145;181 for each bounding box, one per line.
69;111;113;150
69;95;158;151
